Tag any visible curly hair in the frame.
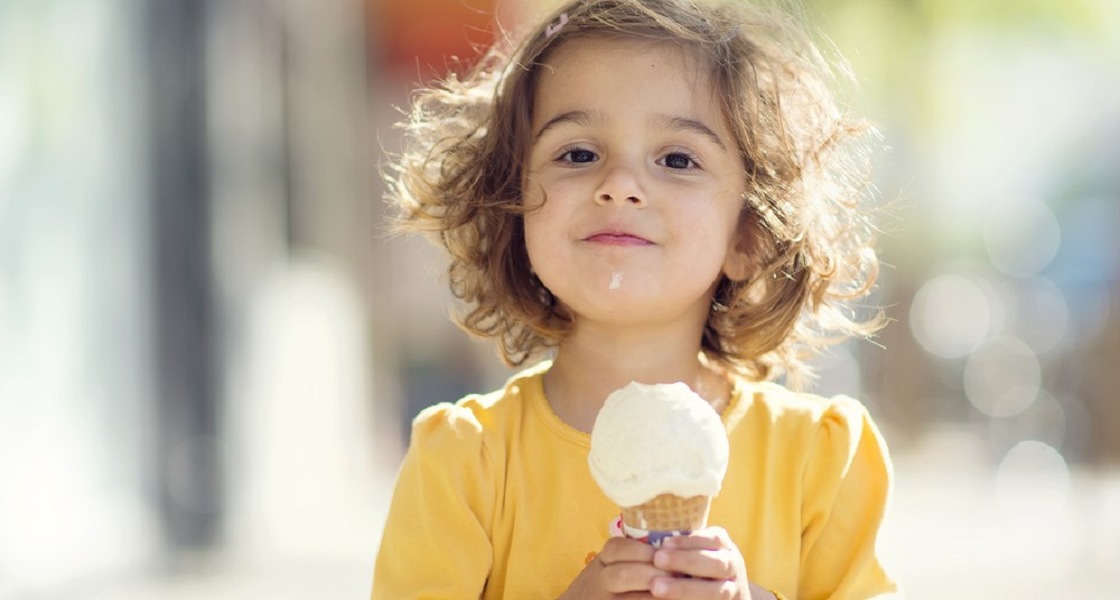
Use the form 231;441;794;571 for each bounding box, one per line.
387;0;885;387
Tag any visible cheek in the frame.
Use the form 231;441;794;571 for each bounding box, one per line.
522;208;572;294
521;173;546;211
521;168;561;218
520;177;549;257
522;180;572;241
522;211;554;272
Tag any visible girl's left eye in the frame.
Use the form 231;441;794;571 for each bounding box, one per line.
658;151;700;170
557;147;598;164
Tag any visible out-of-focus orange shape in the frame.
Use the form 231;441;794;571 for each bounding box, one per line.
373;0;500;76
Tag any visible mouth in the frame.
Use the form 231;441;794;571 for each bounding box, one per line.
583;231;654;246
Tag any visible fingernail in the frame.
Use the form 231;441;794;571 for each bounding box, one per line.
662;537;677;548
654;551;669;568
653;579;668;595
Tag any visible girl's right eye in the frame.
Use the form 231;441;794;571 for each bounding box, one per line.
557;148;598;164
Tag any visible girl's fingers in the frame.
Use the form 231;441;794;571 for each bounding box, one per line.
599;536;658;565
655;528;746;582
654;547;737;580
600;562;673;594
650;575;738;600
596;538;671;594
660;527;734;551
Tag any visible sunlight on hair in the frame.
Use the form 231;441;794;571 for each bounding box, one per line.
909;274;995;359
963;336;1040;418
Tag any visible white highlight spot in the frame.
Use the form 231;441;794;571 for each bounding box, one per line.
609;272;623;290
910;273;996;358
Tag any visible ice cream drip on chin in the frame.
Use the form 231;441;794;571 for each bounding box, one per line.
608;271;623;290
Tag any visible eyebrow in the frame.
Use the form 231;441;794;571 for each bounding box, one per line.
534;110;605;139
651;114;727;150
534;110;727;150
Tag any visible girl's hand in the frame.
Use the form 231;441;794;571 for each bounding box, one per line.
648;527;775;600
558;536;672;599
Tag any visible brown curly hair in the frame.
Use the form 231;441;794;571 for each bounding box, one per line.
387;0;885;387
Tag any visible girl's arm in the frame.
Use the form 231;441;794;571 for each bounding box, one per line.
797;397;898;599
372;403;496;599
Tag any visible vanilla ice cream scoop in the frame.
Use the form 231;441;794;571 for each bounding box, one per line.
588;381;730;508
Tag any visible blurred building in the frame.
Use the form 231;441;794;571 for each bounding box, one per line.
2;0;381;595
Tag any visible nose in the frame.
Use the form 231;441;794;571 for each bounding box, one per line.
594;164;647;208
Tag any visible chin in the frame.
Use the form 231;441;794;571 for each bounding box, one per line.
547;279;713;327
575;296;690;327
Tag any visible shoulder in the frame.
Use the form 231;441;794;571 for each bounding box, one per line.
739;379;873;430
762;384;890;487
732;378;888;468
409;362;549;452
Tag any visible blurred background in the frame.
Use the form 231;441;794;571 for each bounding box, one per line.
1;0;1118;598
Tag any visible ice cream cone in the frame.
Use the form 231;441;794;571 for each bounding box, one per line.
589;382;729;546
621;493;711;532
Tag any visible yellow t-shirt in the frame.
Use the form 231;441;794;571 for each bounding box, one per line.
373;362;898;599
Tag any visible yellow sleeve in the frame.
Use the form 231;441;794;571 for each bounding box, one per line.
372;402;496;600
798;397;898;600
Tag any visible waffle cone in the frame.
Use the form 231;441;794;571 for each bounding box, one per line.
620;493;710;532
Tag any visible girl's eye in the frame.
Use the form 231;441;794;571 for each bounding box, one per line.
659;151;699;170
559;148;598;164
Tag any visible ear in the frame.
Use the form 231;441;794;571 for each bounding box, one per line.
722;247;752;281
722;218;763;282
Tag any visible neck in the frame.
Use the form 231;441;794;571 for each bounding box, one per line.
542;319;729;433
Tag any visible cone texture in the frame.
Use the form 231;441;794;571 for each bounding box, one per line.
621;493;710;531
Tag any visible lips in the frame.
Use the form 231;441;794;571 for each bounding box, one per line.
583;230;653;246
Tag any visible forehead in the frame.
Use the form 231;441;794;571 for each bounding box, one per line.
531;37;723;129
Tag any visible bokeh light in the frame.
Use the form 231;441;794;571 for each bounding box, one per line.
988;389;1067;456
995;440;1071;514
909;273;997;359
1059;196;1120;279
1055;269;1113;346
963;336;1040;417
1048;196;1118;347
998;276;1069;355
983;197;1061;276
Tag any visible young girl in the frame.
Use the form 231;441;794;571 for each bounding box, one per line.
374;0;897;598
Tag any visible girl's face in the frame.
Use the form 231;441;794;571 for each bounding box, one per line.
523;38;750;331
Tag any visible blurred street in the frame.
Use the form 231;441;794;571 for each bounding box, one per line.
69;438;1120;599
